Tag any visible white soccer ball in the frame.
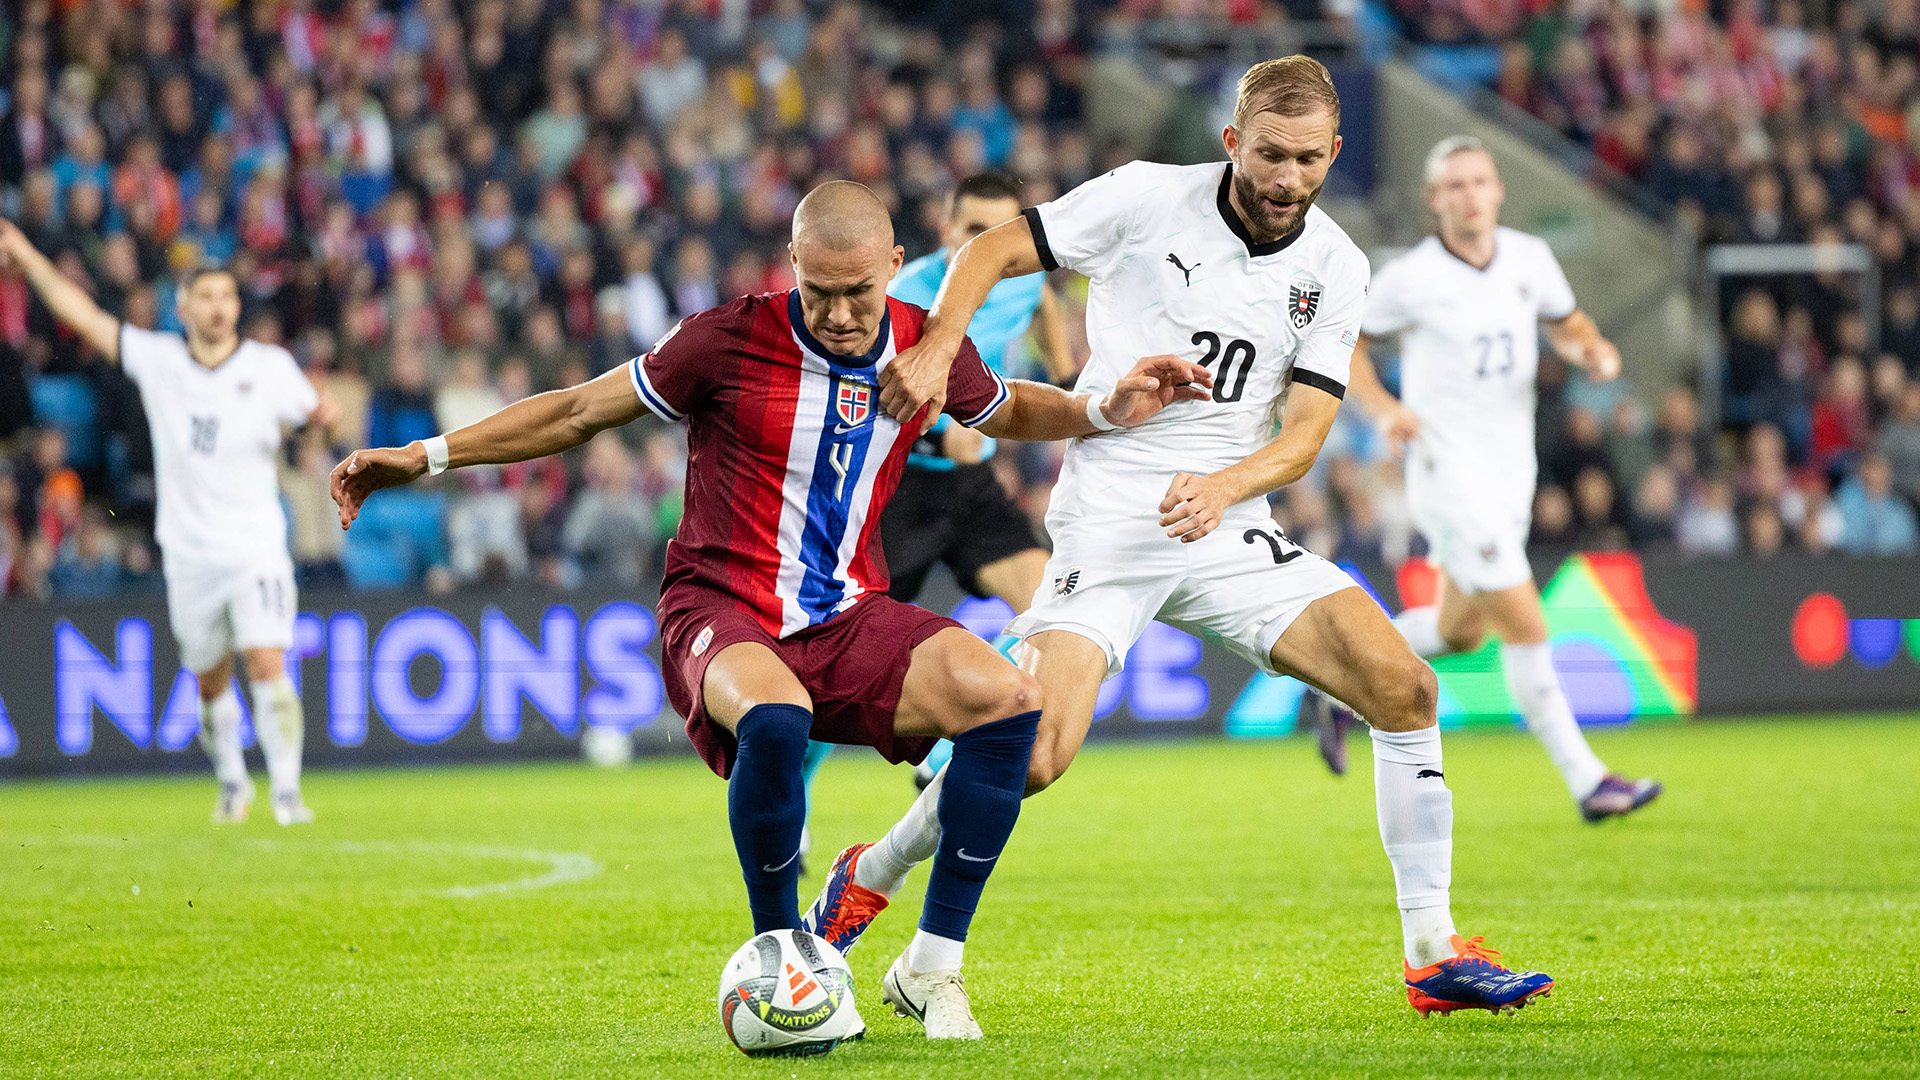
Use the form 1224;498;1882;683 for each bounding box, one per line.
580;724;633;768
717;929;862;1056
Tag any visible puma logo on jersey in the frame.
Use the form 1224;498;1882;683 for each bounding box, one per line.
1165;252;1199;286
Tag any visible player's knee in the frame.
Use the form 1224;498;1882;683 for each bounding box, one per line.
945;665;1041;735
244;650;284;684
1370;659;1438;732
1441;625;1485;653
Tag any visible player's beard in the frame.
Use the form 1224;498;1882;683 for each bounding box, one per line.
1232;167;1321;244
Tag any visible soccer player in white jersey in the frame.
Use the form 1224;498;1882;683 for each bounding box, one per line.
801;58;1557;1017
0;220;327;826
1319;137;1662;823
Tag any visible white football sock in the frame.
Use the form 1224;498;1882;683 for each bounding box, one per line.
197;686;248;788
855;769;944;896
1501;642;1608;800
1371;725;1458;966
906;929;964;972
1392;606;1449;659
251;675;305;795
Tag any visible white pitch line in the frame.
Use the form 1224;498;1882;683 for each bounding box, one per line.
331;841;603;898
24;834;602;898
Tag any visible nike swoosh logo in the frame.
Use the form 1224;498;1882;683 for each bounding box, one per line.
888;972;926;1021
833;424;870;435
956;849;998;863
762;848;803;872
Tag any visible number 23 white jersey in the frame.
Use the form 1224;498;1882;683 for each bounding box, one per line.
1024;160;1369;524
1361;228;1575;503
120;325;317;571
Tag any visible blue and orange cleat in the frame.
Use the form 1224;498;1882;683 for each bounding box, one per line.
1580;774;1663;822
800;843;889;955
1404;935;1554;1017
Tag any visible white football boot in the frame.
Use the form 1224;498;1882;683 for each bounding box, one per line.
881;953;982;1040
271;787;315;826
211;780;254;825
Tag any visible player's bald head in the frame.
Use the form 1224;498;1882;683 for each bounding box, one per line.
788;181;905;356
791;181;895;255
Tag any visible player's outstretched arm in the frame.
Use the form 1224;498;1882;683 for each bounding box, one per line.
882;215;1047;427
1346;335;1419;452
1544;309;1621;382
1159;383;1343;543
0;218;122;363
978;355;1211;444
331;366;645;529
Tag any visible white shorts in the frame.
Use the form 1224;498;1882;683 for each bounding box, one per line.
1005;510;1362;678
1405;458;1534;596
164;558;298;674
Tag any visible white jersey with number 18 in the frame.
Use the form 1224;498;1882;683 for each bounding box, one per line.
119;324;317;572
1022;160;1369;526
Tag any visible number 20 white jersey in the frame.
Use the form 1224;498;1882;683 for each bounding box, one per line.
1024;160;1369;526
1361;227;1576;511
119;325;317;572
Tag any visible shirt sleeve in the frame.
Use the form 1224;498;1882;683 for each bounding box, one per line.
1290;246;1371;399
941;335;1010;428
275;350;320;425
118;323;182;388
1023;161;1154;280
1533;239;1577;320
627;309;719;423
887;256;941;307
1358;255;1413;338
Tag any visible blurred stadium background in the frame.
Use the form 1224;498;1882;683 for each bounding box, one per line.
0;0;1916;771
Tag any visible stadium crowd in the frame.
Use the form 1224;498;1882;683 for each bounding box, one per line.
1383;0;1920;546
1;0;1916;602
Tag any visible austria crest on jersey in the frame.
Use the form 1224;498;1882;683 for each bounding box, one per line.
834;377;873;427
1289;276;1322;329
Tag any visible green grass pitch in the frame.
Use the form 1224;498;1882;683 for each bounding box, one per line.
4;715;1917;1078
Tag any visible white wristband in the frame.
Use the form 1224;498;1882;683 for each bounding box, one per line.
1085;393;1118;432
422;435;450;476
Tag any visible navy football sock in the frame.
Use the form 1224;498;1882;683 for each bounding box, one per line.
920;710;1041;941
728;703;813;933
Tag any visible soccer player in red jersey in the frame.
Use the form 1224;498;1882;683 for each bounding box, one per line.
331;182;1209;1039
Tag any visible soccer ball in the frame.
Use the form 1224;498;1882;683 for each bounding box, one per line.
717;929;862;1056
580;724;632;768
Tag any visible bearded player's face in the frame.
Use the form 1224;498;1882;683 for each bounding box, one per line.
791;238;906;356
1223;109;1341;243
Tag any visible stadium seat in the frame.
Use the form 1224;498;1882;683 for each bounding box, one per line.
340;489;449;590
29;374;103;468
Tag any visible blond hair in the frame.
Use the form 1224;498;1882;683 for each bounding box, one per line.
1233;56;1342;132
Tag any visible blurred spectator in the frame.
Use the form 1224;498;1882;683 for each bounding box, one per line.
1677;477;1740;556
563;434;653;587
281;435;346;587
1835;453;1920;555
368;344;439;450
1877;383;1920;504
50;503;121;598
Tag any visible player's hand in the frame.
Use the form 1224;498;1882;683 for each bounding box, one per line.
1100;355;1213;429
880;338;955;433
1159;470;1240;543
1377;402;1420;457
330;444;429;530
1579;339;1622;382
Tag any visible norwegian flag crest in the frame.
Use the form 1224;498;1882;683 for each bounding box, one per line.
1288;281;1322;329
835;378;873;426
